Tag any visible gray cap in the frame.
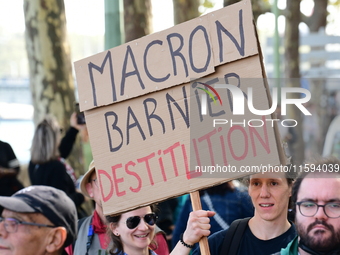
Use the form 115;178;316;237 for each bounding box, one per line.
0;185;78;247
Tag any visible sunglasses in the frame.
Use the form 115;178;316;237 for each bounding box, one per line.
126;213;158;229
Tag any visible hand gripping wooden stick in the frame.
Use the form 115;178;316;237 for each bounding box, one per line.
190;191;211;255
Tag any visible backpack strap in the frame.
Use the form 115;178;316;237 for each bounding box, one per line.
85;217;95;255
78;216;89;232
72;216;92;253
219;217;250;255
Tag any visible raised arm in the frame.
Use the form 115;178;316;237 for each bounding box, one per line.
170;210;215;255
59;112;85;158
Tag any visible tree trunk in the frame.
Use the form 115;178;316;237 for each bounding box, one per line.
284;0;304;166
224;0;271;22
124;0;153;42
305;0;329;156
23;0;84;176
284;1;301;79
307;0;328;32
173;0;200;25
223;0;239;5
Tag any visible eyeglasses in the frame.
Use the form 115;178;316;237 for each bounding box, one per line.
126;213;158;229
296;201;340;218
0;216;55;233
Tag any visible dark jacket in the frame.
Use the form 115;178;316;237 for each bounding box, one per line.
272;237;298;255
172;186;254;249
0;140;23;196
28;160;84;207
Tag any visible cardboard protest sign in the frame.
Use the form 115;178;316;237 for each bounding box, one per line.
75;0;257;111
74;0;284;216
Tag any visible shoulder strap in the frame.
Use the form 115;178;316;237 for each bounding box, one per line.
78;216;89;232
85;216;94;255
219;217;250;255
72;216;92;252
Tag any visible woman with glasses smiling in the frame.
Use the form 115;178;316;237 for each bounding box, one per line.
106;205;215;255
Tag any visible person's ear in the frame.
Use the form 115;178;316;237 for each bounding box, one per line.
85;182;94;198
109;222;120;236
45;227;67;253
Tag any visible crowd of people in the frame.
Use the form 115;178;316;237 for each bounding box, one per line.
1;112;340;255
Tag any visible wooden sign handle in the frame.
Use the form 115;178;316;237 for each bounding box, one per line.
190;191;211;255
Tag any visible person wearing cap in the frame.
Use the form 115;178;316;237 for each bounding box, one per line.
0;185;78;255
71;160;170;255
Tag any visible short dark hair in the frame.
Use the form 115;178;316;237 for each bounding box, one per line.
291;157;340;217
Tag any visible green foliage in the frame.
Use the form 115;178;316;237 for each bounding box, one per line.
199;0;217;15
202;0;214;9
329;0;340;5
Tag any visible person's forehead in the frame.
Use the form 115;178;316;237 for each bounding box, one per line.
121;206;152;219
2;209;35;221
298;175;340;200
2;208;51;224
250;171;286;180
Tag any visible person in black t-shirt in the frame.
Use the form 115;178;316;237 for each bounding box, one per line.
0;140;24;196
192;171;297;255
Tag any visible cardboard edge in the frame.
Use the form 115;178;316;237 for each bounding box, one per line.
253;20;288;166
104;173;253;216
76;0;260;112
